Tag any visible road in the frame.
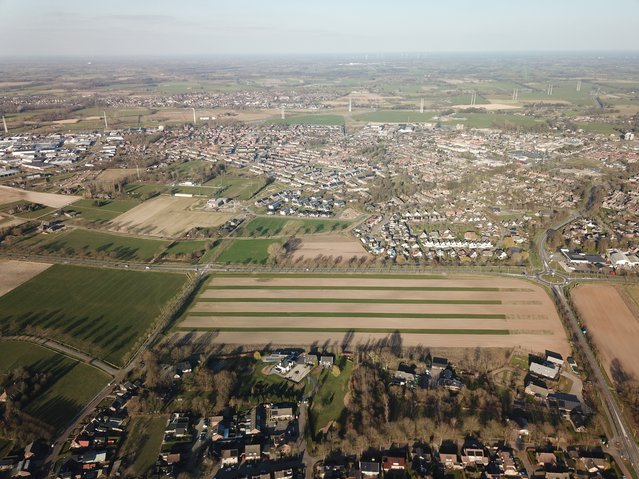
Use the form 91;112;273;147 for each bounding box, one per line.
536;210;639;477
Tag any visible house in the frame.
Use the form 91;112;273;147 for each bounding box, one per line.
319;355;334;368
174;361;192;377
545;351;564;368
461;440;489;466
525;378;551;398
273;468;294;479
244;443;261;462
360;460;381;476
547;393;581;413
497;450;519;476
529;360;558;380
221;447;240;466
439;442;460;469
382;456;406;471
535;452;558;467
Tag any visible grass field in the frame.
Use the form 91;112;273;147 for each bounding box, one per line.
353;110;438;123
178;273;570;355
310;358;353;436
68;199;139;223
163;240;208;261
449;112;543;129
124;183;169;198
0;200;55;219
268;114;345;125
118;415;167;476
203;171;268;200
238;216;351;237
0;340;109;431
0;265;187;366
17;228;170;262
216;239;280;264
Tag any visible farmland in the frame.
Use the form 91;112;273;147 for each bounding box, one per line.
0;340;109;431
67;198;139;223
0;260;51;297
0;185;80;209
178;273;570;356
202;171;269;200
15;228;169;262
237;216;351;238
216;238;280;264
0;265;187;366
571;283;639;382
109;195;231;237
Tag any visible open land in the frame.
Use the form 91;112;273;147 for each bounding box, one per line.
290;234;369;260
0;340;109;431
109;195;231;237
0;185;80;208
571;283;639;381
0;260;51;297
0;264;187;366
178;274;570;356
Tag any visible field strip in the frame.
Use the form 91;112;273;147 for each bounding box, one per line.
199;289;539;301
197;297;502;304
176;326;510;335
205;285;524;291
212;273;450;279
188;311;507;319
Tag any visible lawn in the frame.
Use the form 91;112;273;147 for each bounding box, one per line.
0;340;109;431
18;228;170;262
124;183;168;199
238;216;351;237
203;172;268;201
118;415;168;477
310;358;353;437
509;354;529;370
216;239;280;264
67;199;139;223
0;265;187;366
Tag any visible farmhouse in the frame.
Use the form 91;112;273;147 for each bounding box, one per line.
529;360;559;380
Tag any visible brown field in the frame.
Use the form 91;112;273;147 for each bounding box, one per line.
52;118;80;124
0;214;26;228
109;195;231;237
0;185;80;208
180;274;570;356
453;103;521;110
291;235;369;261
0;260;51;297
571;283;639;381
95;168;138;184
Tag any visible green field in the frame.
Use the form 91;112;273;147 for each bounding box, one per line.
189;311;506;319
0;265;187;366
0;340;109;431
238;216;351;237
206;285;509;291
310;358;353;437
354;110;438;123
125;183;169;198
202;172;268;201
68;199;139;223
269;114;345;125
200;297;501;304
17;228;170;262
118;415;168;476
216;239;280;264
448;112;543;129
181;327;510;335
163;240;208;262
0;200;55;219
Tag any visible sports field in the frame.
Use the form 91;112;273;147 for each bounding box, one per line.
0;340;109;431
178;273;570;355
0;265;187;366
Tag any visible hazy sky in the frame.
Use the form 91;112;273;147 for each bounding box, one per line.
1;0;639;57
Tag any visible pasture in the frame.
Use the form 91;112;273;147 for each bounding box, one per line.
237;216;351;237
0;340;109;431
18;228;169;262
0;260;51;297
0;265;187;366
67;198;139;223
203;171;268;201
178;273;570;356
215;239;280;264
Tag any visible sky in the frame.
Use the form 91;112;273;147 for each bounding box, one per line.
1;0;639;57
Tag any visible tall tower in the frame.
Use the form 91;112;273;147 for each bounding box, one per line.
576;80;581;92
281;106;285;120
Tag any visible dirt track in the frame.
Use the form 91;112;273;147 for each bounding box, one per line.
0;185;80;208
0;260;51;297
572;284;639;381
